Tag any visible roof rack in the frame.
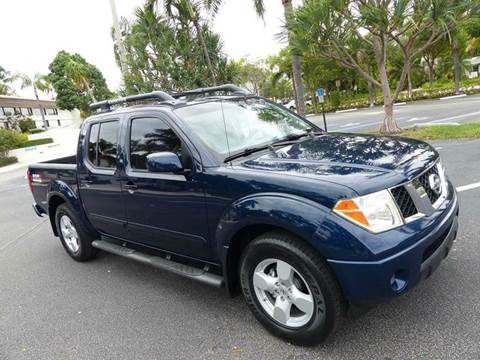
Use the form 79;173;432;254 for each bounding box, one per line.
90;91;174;111
89;84;251;112
171;84;250;99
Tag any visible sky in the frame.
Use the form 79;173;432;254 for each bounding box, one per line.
0;0;296;99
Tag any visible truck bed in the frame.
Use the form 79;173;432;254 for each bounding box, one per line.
28;155;78;214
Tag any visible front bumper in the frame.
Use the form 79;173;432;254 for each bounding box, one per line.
327;191;459;304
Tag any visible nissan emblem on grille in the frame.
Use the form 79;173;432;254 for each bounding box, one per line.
428;173;442;195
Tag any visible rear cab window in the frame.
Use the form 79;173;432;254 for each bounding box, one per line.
87;120;119;169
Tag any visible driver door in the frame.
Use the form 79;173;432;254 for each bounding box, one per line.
123;115;211;260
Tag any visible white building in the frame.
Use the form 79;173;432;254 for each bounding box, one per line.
0;95;75;130
466;56;480;79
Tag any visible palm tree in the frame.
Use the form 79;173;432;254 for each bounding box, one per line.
0;66;17;95
151;0;217;85
64;59;97;102
18;73;52;129
204;0;306;116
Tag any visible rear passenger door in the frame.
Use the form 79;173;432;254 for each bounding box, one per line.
78;119;127;239
123;115;211;260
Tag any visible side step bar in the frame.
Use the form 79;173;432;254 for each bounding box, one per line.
91;240;224;288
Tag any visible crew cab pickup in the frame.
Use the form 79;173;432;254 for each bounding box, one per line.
28;85;459;345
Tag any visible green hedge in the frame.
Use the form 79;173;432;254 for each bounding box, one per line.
28;128;45;134
18;138;54;148
0;156;18;167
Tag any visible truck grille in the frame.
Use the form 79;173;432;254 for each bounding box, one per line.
417;165;441;204
390;162;447;222
391;186;417;219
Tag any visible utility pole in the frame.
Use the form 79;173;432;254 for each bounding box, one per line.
109;0;128;81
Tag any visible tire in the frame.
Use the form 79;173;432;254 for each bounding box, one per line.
55;203;97;262
239;231;346;345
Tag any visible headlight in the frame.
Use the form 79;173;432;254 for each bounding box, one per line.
333;190;403;233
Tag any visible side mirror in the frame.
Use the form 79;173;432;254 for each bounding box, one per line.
146;152;183;173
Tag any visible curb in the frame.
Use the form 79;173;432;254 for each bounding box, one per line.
335;108;358;113
439;94;467;100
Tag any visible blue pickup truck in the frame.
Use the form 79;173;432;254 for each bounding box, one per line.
28;85;459;345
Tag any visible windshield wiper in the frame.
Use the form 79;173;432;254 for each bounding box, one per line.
272;129;323;146
224;145;271;163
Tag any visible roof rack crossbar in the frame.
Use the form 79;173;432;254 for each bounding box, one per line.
171;84;250;99
90;91;174;111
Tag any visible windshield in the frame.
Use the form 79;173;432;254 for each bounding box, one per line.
174;98;313;160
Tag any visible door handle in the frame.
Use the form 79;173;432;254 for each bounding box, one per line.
124;182;138;194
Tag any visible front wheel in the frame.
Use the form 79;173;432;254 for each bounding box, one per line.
239;231;345;345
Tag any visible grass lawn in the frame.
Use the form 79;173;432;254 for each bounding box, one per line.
19;138;54;148
394;123;480;141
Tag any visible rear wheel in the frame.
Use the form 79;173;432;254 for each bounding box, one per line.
55;204;97;262
239;231;345;345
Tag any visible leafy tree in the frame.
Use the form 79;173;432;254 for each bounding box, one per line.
0;66;17;95
290;0;474;133
48;51;112;116
116;3;238;94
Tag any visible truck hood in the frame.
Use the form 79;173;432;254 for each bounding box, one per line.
240;133;438;195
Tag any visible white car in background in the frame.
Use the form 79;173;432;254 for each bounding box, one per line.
284;99;313;110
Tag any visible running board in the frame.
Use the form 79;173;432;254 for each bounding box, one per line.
91;240;224;288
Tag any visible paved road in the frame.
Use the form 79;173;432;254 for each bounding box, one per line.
309;93;480;132
1;140;480;359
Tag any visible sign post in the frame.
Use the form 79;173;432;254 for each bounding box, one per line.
316;88;328;132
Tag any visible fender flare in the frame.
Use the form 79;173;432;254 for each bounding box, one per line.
215;192;332;294
46;180;96;237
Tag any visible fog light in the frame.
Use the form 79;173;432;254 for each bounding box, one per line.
390;270;408;293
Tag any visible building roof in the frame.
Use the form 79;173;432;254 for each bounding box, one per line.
0;95;57;109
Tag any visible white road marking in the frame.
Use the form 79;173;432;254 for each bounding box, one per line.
429;111;480;123
435;147;443;150
416;122;460;126
457;182;480;193
330;121;379;131
366;111;385;115
339;122;361;128
394;102;407;106
440;94;467;100
406;117;429;122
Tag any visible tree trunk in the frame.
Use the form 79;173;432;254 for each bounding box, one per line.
367;80;375;107
33;85;48;129
379;100;400;133
407;65;413;100
452;36;462;95
426;59;434;90
373;35;401;134
282;0;306;116
193;20;216;86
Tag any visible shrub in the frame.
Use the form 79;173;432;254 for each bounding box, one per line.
0;129;28;157
0;156;18;167
18;118;36;133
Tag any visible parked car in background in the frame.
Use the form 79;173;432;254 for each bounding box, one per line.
28;85;459;345
284;98;313;110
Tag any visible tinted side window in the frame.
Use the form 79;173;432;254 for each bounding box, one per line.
130;117;182;170
88;123;100;165
97;121;119;168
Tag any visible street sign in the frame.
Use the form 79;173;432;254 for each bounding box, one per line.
316;88;325;103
